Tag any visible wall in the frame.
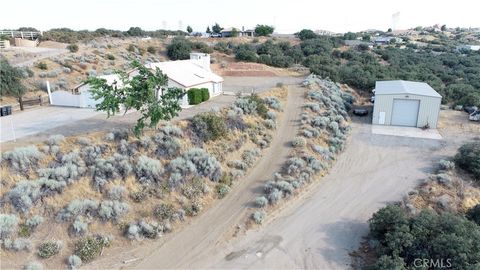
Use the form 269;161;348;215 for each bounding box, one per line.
11;38;37;47
50;85;100;108
372;94;441;128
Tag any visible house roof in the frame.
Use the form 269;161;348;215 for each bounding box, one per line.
148;60;223;88
375;80;442;98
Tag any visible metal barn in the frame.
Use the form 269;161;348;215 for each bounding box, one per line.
372;80;442;128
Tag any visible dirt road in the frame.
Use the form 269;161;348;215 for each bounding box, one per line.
182;115;477;270
122;85;305;269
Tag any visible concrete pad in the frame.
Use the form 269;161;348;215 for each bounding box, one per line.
371;125;443;140
0;106;101;143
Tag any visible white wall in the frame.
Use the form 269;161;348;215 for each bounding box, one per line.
50;85;100;108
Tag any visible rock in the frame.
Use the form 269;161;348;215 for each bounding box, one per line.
63;67;71;74
454;105;463;111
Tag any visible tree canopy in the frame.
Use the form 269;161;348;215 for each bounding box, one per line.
212;23;223;34
254;25;274;36
0;58;27;109
86;60;185;136
167;37;192;60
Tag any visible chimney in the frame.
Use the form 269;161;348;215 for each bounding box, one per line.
190;52;211;72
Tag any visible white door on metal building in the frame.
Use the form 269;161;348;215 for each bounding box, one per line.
391;99;420;127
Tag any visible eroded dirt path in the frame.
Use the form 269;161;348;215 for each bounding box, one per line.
123;85;305;269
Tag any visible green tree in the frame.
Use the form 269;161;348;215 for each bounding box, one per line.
296;29;317;40
167;37;192;60
343;32;357;40
212;23;223;34
126;27;145;36
454;142;480;180
441;24;447;31
206;26;211;34
231;27;239;37
254;25;275;36
186;25;193;34
466;204;480;225
86;60;185;136
0;58;27;110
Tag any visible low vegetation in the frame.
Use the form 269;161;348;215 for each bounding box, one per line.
358;144;480;269
0;88;286;267
250;76;352;224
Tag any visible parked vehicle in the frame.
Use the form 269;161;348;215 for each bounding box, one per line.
353;109;369;116
210;33;222;38
469;110;480;122
464;106;478;114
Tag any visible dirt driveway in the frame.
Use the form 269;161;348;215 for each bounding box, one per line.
179;113;478;270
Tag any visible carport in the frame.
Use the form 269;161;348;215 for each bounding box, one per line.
372;80;442;128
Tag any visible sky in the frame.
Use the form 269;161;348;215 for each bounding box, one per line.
1;0;479;33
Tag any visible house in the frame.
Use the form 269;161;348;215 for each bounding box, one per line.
49;53;223;108
343;40;373;49
372;80;442;128
220;27;254;37
456;44;480;52
148;53;223;106
373;36;395;45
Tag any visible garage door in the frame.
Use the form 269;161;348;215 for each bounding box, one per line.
391;99;420;127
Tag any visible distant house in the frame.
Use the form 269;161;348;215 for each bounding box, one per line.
343;40;373;49
49;53;223;108
373;36;394;45
220;27;254;37
456;44;480;51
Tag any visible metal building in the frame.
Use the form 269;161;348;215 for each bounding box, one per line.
372;80;442;128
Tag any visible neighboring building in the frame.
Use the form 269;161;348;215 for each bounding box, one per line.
220;27;254;37
456;44;480;51
343;40;373;49
0;30;41;47
372;80;442;128
49;53;223;108
373;36;397;45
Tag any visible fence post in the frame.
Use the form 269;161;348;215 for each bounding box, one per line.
46;81;52;104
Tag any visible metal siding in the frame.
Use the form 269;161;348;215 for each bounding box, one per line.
372;94;441;128
391;99;420;126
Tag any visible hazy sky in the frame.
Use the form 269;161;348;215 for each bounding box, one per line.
1;0;478;33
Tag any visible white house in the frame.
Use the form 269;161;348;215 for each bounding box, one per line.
49;53;223;108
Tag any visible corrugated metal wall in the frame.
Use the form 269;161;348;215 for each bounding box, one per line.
372;94;441;128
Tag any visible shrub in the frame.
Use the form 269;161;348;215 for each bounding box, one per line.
264;119;276;129
36;62;48;70
25;215;44;229
291;137;306;148
216;184;230;198
264;97;281;110
74;236;106;262
23;262;43;270
126;220;162;240
108;185;126;200
7;180;41;213
267;189;283;204
12;238;32;251
71;217;88;236
184;200;203;216
93;154;132;189
454;142;480;180
438;159;455;171
147;46;156;54
134;155;164;185
106;53;115;60
466;204;480;225
266;111;277;120
37;240;62;258
200;88;210;101
187;88;203;105
56;199;99;222
154;203;175;221
130;190;147;203
233;95;268;118
67;44;79;53
152;133;181;158
255;196;268;208
191;112;227;142
98;200;129;221
251;211;266;224
242;148;261;167
2;146;44;175
0;214;18;239
67;255;82;269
